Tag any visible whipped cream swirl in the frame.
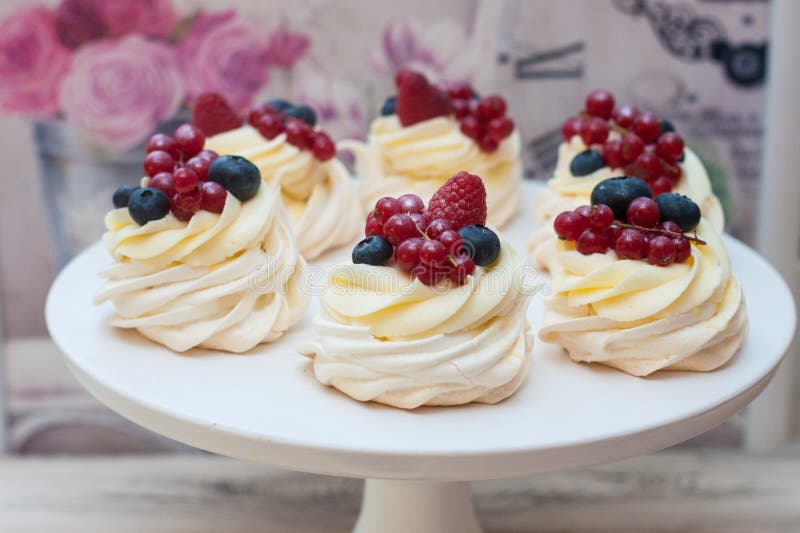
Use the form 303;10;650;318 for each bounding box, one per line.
539;220;747;376
96;186;310;353
205;125;362;259
341;115;523;228
299;242;534;408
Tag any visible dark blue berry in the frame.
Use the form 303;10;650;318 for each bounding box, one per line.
267;99;292;112
659;119;676;134
458;225;501;266
655;193;701;232
569;149;605;176
113;185;140;208
380;96;397;116
208;155;261;201
285;105;317;126
352;236;393;266
678;151;685;162
591;176;653;220
128;187;170;226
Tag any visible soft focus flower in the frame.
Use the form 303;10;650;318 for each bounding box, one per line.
266;27;311;69
0;5;73;117
370;18;484;84
293;68;366;141
55;0;107;49
177;10;270;109
60;36;184;150
98;0;178;40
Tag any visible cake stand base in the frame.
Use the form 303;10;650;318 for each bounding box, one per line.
354;480;481;533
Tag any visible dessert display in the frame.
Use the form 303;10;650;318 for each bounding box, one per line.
539;176;747;376
95;123;310;353
299;172;534;408
195;92;362;259
530;90;724;269
342;70;523;228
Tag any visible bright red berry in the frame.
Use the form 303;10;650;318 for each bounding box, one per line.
478;135;499;152
673;237;691;262
253;112;284;140
659;220;683;234
630;151;661;181
186;156;212;181
585;89;615;119
395;238;424;272
459;115;485;140
149;171;175;198
487;116;514;141
661;162;682;184
589;204;614;231
614;228;647;259
414;263;447;286
450;254;475;283
426;218;452;240
174;124;206;159
580;117;610;145
285;119;311;149
576;229;609;255
607;224;623;246
395;69;453;127
383;214;420;245
655;132;684;162
146;134;180;160
197;149;218;163
172;167;199;194
627;197;660;227
632;111;661;144
437;230;463;256
612;104;639;128
311;132;336;161
171;189;202;221
647;235;676;266
620;134;645;163
575;205;592;219
192;92;243;137
420;240;447;266
397;194;424;214
553;211;589;241
602;139;624;169
143;150;175;177
365;212;384;236
476;95;506;120
650;176;673;197
446;82;474;100
452;99;471;119
562;117;584;142
425;171;487;230
248;103;278;126
200;181;227;213
409;212;428;232
375;197;401;222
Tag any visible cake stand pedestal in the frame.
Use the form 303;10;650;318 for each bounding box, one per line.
46;185;795;533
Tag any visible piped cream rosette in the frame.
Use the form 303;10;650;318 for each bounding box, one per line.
539;220;747;376
205;125;362;259
95;185;310;353
341;115;523;228
530;136;725;270
299;238;534;409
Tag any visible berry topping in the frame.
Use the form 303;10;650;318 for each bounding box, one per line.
655;193;701;232
113;185;140;208
149;172;176;199
612;104;639;128
426;218;453;240
562;116;584;142
580;117;609;145
380;96;397;116
650;176;673;198
487;116;515;142
375;197;402;222
425;171;487;230
632;111;661;144
208;155;261;201
477;136;499;153
590;176;653;220
450;254;476;283
655;131;684;162
576;229;610;255
143;150;175;178
285;119;311;149
311;132;336;161
186;154;215;181
383;213;420;246
585;89;615;119
395;237;424;272
267;99;292;112
459;115;485;140
352;235;393;266
419;239;447;266
437;230;463;256
171;188;203;221
252;112;284;140
554;211;590;241
173;167;199;194
588;203;614;231
128;187;170;226
192;92;243;137
200;181;227;214
626;197;660;228
476;95;506;120
647;235;676;266
620;133;644;163
395;69;453;127
570;149;605;176
602;139;624;169
146;134;180;160
660;119;676;134
614;229;647;260
397;193;425;214
173;124;206;160
458;224;501;266
365;212;384;237
673;237;692;262
285;105;317;127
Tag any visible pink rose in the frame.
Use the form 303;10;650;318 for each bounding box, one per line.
55;0;107;49
99;0;177;40
177;10;270;109
0;5;73;117
60;36;184;150
267;27;311;69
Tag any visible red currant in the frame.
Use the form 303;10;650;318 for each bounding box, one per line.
589;204;614;231
396;238;424;272
561;117;584;142
200;181;226;213
575;205;592;219
602;139;624;169
186;156;212;181
172;189;202;220
149;172;175;198
173;124;205;159
612;104;639;128
311;132;336;161
383;214;419;245
632;112;661;144
487;116;514;141
661;162;681;184
437;230;463;256
146;134;180;160
627;197;660;227
659;220;683;235
254;112;284;140
576;229;609;255
426;218;453;240
554;211;589;241
450;254;475;283
420;240;447;266
197;149;218;163
631;152;661;181
580;117;609;145
173;167;199;194
606;224;623;247
620;134;645;163
647;235;676;266
655;132;684;162
614;229;647;259
374;197;401;222
447;83;474;100
365;212;384;236
460;115;485;140
673;237;691;262
414;263;446;286
409;212;428;232
285;119;311;149
453;99;471;119
397;194;424;214
585;89;615;119
478;135;499;152
650;176;673;197
143;150;175;177
476;95;506;120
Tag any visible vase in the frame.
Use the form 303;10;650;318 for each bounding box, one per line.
33;117;186;268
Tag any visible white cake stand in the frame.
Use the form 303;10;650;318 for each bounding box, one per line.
46;183;795;533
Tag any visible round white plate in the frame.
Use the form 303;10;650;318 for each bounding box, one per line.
46;183;795;481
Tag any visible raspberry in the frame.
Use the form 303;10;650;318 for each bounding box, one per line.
395;69;453;127
192;92;243;137
425;171;487;230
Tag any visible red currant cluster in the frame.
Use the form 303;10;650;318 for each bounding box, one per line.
143;124;227;221
247;105;336;162
562;90;686;197
446;84;515;153
365;195;476;285
554;198;696;267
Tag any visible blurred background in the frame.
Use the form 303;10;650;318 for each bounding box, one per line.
0;0;794;455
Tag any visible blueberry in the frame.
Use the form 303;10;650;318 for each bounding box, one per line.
655;193;701;232
678;151;685;162
128;187;170;226
591;176;653;220
285;105;317;126
208;155;261;201
380;96;397;116
659;119;676;134
352;236;393;266
267;99;292;112
113;185;140;208
458;225;501;266
569;149;605;176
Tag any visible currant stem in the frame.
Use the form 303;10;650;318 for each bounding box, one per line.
616;222;706;245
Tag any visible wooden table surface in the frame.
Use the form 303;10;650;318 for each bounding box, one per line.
0;447;798;532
